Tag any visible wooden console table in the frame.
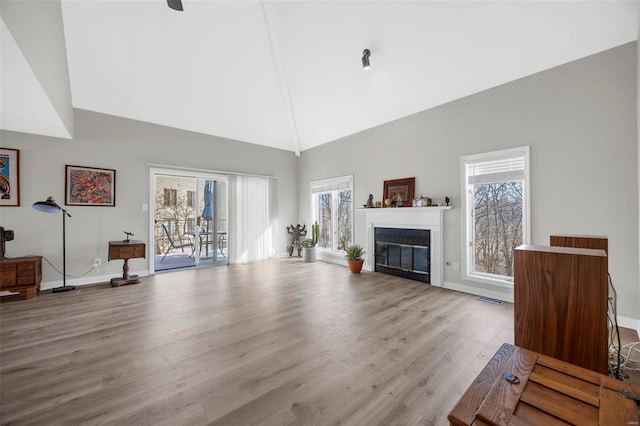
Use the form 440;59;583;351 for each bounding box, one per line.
448;343;640;426
108;240;145;287
0;256;42;300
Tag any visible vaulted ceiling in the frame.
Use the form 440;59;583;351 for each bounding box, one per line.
2;1;639;154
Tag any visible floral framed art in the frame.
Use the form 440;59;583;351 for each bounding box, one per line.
65;165;116;206
383;177;415;207
0;148;20;206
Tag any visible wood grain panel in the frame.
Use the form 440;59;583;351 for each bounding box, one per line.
550;234;608;254
514;245;608;374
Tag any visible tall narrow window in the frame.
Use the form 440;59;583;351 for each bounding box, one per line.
187;190;195;207
462;147;530;285
311;176;353;253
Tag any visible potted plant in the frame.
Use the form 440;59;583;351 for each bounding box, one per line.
345;244;366;273
301;222;319;263
300;238;316;262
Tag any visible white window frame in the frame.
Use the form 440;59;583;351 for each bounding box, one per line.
310;175;354;259
461;146;530;287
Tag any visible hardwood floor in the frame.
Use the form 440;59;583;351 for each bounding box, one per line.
1;259;514;425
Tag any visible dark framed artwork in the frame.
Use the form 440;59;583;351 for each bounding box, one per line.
0;148;20;206
65;165;116;206
383;177;415;207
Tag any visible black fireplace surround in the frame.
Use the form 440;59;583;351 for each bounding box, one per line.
374;227;431;283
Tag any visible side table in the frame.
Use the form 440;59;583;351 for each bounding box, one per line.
0;256;42;300
108;240;145;287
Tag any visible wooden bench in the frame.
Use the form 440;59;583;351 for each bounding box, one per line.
448;343;640;425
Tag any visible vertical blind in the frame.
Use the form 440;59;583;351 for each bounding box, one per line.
228;175;277;264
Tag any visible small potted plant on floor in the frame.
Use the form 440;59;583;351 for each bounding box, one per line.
345;244;366;273
300;222;319;262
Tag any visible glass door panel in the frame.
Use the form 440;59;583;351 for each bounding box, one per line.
154;174;198;272
195;178;227;266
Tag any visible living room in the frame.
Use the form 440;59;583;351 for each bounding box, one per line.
1;1;639;424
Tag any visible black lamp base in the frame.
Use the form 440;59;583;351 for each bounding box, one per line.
52;285;76;293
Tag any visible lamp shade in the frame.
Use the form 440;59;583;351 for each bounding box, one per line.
32;196;61;213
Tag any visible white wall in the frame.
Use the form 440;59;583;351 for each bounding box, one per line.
0;0;73;136
0;109;298;286
299;42;639;324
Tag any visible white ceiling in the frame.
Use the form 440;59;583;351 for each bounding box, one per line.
3;1;640;154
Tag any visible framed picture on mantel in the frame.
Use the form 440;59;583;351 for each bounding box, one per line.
383;177;415;207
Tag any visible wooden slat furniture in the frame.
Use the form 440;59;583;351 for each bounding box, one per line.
514;244;609;374
0;256;42;300
108;240;145;287
448;343;640;426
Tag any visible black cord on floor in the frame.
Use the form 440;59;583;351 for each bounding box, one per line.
4;253;95;278
608;272;623;380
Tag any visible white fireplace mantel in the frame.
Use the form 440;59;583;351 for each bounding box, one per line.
358;206;451;286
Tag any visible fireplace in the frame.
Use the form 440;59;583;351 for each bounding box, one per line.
360;206;450;286
375;227;430;283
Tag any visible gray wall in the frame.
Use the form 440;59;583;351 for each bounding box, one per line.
0;109;298;284
299;42;639;323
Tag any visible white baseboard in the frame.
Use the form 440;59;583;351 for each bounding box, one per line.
40;270;150;291
617;316;640;335
317;251;347;266
442;280;514;304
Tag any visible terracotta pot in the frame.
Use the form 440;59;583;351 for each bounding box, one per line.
347;259;364;274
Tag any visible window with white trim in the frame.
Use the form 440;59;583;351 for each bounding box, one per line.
311;176;353;253
462;146;530;285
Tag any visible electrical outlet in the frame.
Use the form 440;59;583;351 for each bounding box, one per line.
93;258;101;267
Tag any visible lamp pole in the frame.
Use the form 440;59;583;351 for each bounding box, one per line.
61;207;71;289
33;197;75;293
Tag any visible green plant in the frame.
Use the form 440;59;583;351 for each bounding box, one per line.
299;237;315;248
311;221;319;246
345;244;365;261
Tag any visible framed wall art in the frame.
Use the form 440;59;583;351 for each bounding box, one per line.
383;177;415;207
0;148;20;206
65;165;116;206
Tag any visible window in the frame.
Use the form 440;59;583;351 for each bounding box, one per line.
462;146;530;285
187;191;195;207
311;176;353;253
163;188;177;206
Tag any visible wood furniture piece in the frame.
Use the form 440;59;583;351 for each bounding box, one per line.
514;245;609;374
448;343;640;426
108;240;145;287
0;256;42;300
550;234;608;254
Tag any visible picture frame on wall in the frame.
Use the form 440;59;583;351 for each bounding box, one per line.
383;177;415;207
65;165;116;207
0;148;20;207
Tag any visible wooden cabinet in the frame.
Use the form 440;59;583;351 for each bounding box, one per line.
0;256;42;300
108;241;145;287
448;343;640;426
514;244;608;374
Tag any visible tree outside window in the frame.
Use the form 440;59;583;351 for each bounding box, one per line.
463;147;529;284
311;176;353;254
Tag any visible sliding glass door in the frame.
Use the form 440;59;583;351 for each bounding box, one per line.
151;169;227;273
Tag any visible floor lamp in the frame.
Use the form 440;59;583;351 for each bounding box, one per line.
32;196;76;293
